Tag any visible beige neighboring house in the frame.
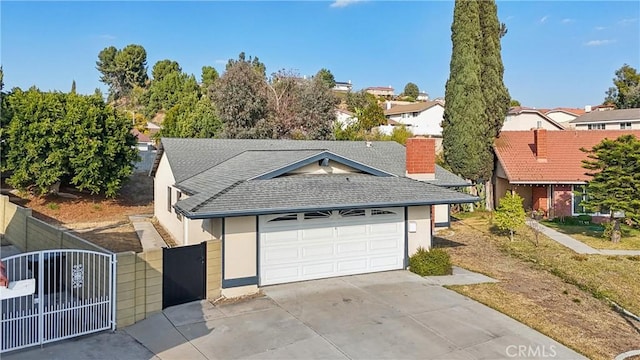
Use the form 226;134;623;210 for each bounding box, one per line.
333;81;353;93
543;108;586;125
502;107;565;131
335;108;357;128
380;101;444;137
417;92;429;101
365;86;394;98
568;108;640;130
150;138;476;297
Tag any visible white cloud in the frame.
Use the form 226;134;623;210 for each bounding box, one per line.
561;18;574;24
330;0;364;8
584;39;616;46
594;26;606;31
539;15;549;23
618;18;638;25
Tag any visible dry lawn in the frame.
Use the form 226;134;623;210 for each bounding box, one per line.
437;212;640;360
5;174;154;253
541;220;640;250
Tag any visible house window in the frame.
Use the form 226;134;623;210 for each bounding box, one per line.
303;211;333;220
412;112;419;117
371;209;396;216
620;122;632;129
587;123;606;130
402;113;410;119
167;186;172;212
269;214;298;222
338;209;366;218
572;185;609;216
176;191;182;220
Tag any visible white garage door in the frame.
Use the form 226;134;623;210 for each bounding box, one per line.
259;208;405;286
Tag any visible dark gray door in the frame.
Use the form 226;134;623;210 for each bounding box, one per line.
162;243;206;309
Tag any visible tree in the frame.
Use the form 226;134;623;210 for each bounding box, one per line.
160;95;221;138
581;135;640;241
214;59;268;138
0;66;4;91
494;192;526;241
96;44;149;101
152;60;181;82
201;66;219;92
70;80;76;94
604;64;640;109
296;76;338;139
2;88;138;197
403;82;419;99
145;68;200;118
226;52;266;79
315;68;336;89
509;99;521;107
442;0;492;182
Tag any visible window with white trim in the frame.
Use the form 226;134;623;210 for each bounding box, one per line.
303;211;333;220
338;209;366;217
167;186;172;212
371;209;396;216
269;214;298;222
572;185;610;216
587;123;606;130
620;122;632;129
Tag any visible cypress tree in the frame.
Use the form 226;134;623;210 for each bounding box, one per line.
442;0;492;181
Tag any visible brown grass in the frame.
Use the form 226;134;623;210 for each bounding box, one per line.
437;213;640;360
541;220;640;250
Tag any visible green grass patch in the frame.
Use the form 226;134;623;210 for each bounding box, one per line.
47;202;60;210
541;220;640;250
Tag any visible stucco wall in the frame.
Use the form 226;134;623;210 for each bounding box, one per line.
223;216;257;280
494;177;510;208
503;113;561;131
546;112;577;123
512;185;533;210
407;206;431;255
433;204;449;226
153;154;183;245
387;105;444;136
574;120;640;130
185;218;212;246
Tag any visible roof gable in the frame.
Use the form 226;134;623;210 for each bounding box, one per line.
506;108;565;130
384;101;441;116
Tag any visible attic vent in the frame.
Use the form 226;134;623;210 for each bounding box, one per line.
319;158;330;167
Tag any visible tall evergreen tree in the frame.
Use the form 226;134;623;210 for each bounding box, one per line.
442;0;492;181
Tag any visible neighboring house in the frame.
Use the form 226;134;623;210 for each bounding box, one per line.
502;107;565;131
365;86;394;98
380;101;444;137
493;128;640;220
335;108;357;129
568;108;640;130
131;129;155;151
333;81;352;93
151;137;476;296
417;92;429;101
544;108;586;125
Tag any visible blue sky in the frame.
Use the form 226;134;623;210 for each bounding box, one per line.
2;1;639;108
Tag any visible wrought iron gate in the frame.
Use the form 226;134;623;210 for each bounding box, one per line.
1;250;116;353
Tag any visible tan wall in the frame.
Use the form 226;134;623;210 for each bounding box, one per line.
503;113;561;131
407;206;431;255
185;218;213;246
206;240;222;300
546;112;576;123
495;177;510;208
115;249;163;327
0;195;108;254
433;204;449;225
153;154;184;245
223;216;257;280
289;160;359;175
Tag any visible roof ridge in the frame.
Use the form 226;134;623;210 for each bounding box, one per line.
191;180;245;213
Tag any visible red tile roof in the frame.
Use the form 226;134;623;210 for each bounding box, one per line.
131;128;152;143
494;130;640;184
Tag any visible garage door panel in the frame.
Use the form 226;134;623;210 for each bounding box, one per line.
301;244;335;258
260;208;405;286
336;241;367;255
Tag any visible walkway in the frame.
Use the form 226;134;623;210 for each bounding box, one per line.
423;266;498;286
530;222;640;256
129;215;168;251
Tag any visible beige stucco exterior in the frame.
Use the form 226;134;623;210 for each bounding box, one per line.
433;204;449;226
223;216;257;280
503;112;563;131
573;119;640;130
153;154;185;245
407;206;431;255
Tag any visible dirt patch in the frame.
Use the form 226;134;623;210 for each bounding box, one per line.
437;216;640;360
4;174;153;253
151;217;177;248
212;291;265;305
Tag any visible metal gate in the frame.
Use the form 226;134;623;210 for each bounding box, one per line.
1;250;116;353
162;243;206;309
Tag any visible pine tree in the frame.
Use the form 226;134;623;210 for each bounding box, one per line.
442;0;492;181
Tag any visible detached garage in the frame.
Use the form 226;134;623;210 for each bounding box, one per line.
151;137;477;297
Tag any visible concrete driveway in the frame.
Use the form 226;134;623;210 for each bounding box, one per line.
125;270;584;360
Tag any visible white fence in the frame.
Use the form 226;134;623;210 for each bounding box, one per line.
1;249;116;353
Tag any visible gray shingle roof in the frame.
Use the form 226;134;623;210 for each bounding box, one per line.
156;138;475;218
569;108;640;124
178;174;476;218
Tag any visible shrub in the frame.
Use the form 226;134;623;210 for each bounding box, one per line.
409;247;452;276
494;192;526;241
47;202;60;210
576;214;592;224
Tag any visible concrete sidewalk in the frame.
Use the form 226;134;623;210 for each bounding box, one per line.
531;222;640;256
129;215;168;251
423;266;499;286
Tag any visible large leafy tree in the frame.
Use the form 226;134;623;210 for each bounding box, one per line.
296;76;338;139
226;52;266;79
2;88;138;197
160;94;221;138
145;61;200;118
214;58;269;138
581;135;640;241
403;82;419;99
96;44;149;101
604;64;640;109
315;68;336;89
442;0;492;181
152;59;181;82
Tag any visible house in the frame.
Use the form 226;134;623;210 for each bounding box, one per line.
502;107;565;131
417;92;429;101
333;81;353;93
568;108;640;130
151;137;476;297
493;128;640;220
543;108;586;125
380;101;444;137
131;128;155;151
335;108;357;129
365;86;394;98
